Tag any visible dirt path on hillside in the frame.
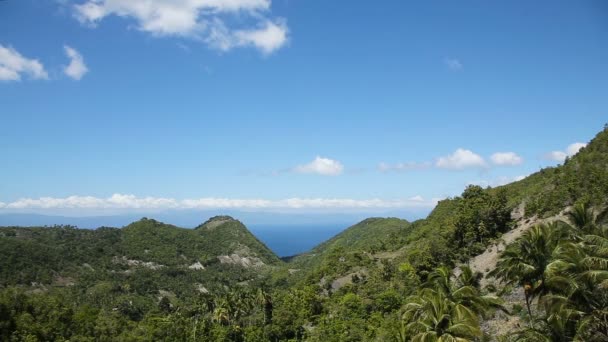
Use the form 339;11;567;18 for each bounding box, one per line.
462;206;571;340
461;206;570;288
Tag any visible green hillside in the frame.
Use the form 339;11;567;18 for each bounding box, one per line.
310;217;410;253
194;216;281;265
498;126;608;216
0;216;280;288
279;217;410;287
0;128;606;341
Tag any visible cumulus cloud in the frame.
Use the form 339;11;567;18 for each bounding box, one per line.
378;161;432;172
294;156;344;176
233;20;288;54
444;58;463;71
436;149;487;170
63;45;89;80
546;151;567;162
566;142;586;156
72;0;288;54
380;150;524;173
545;142;587;162
490;152;523;166
0;44;48;81
0;194;439;211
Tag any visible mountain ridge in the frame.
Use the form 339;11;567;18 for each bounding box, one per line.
1;127;606;341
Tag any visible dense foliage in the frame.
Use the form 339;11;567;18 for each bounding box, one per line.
491;204;608;341
1;127;607;341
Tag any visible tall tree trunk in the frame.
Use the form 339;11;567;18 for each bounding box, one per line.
524;290;534;328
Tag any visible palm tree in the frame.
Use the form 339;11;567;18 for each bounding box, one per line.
541;205;608;341
567;203;608;237
402;288;482;342
212;297;231;326
490;223;568;324
425;266;504;318
256;287;273;325
498;204;608;341
567;203;597;234
576;308;608;342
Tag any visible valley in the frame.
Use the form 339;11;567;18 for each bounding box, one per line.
1;128;607;341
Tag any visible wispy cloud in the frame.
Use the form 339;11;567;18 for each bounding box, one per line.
378;161;432;172
72;0;289;54
0;44;48;81
544;142;587;162
63;45;89;80
293;156;344;176
444;58;463;71
0;194;439;211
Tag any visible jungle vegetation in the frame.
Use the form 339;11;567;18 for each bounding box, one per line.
1;128;608;341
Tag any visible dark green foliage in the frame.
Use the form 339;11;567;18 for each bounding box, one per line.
493;204;608;340
1;127;607;341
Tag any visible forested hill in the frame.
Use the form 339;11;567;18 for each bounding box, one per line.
497;125;608;216
0;216;280;290
280;217;410;284
0;128;606;341
194;216;281;265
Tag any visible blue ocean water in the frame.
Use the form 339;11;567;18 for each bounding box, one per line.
248;224;346;257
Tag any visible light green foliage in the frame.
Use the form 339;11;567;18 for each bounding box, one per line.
505;128;608;217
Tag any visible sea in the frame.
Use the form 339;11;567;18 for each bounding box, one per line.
248;224;347;257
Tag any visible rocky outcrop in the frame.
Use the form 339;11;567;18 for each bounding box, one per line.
112;256;165;270
217;253;265;268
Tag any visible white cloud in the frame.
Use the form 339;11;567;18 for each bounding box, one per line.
545;142;587;162
0;194;439;211
436;148;486;170
546;151;567;162
444;58;463;71
234;20;288;54
378;161;431;172
490;152;523;166
63;45;89;80
0;44;48;81
566;142;586;156
72;0;288;54
294;156;344;176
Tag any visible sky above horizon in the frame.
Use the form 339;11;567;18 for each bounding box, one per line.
1;0;607;217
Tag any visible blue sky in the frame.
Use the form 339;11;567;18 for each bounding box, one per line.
0;0;607;216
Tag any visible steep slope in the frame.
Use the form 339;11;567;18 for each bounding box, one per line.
281;128;608;291
194;215;280;266
278;217;410;288
397;127;608;268
497;126;608;215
